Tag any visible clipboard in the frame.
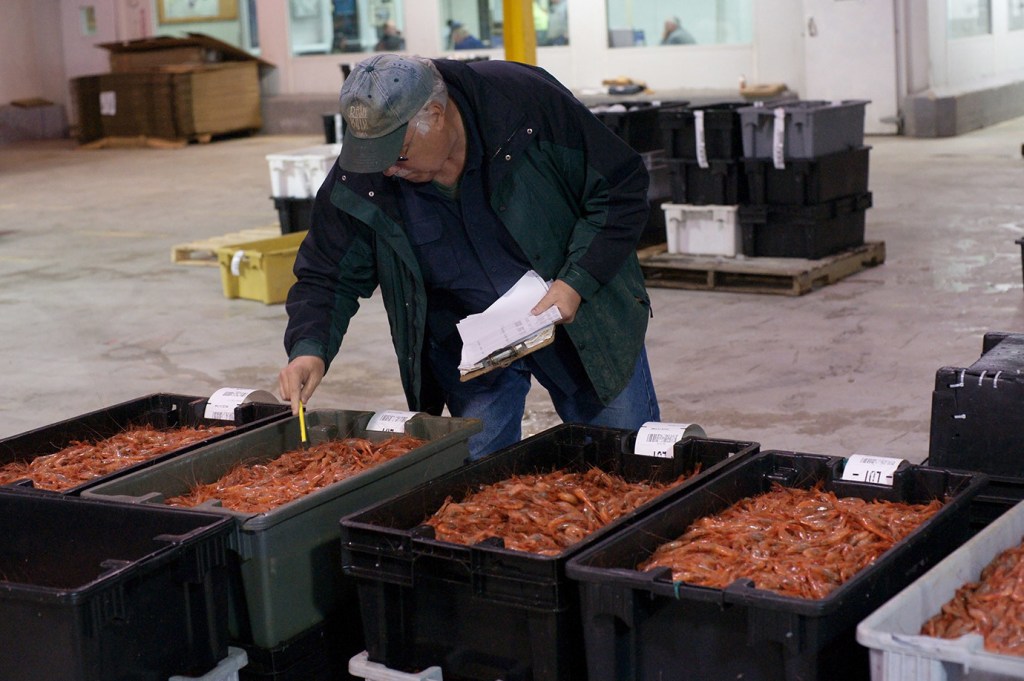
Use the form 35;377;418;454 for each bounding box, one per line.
459;325;556;382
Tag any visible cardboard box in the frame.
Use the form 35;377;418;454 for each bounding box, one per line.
73;33;272;144
167;61;263;137
99;33;268;72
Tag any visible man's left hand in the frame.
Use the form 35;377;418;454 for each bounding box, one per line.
532;279;581;324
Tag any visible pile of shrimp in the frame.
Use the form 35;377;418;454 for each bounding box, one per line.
165;435;424;514
424;466;697;556
921;538;1024;655
638;483;943;599
0;425;233;492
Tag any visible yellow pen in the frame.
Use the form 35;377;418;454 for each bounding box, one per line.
298;399;308;447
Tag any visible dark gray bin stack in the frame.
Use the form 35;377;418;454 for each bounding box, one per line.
736;100;872;259
658;101;751;208
589;100;688;248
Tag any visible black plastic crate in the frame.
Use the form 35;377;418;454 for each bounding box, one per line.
0;392;289;495
744;146;871;205
590;100;687;153
658;101;747;161
239;616;353;681
272;196;314;234
929;331;1024;485
667;157;748;205
565;450;985;681
639;193;672;249
968;476;1024;534
739;192;871;259
0;488;236;681
340;424;759;681
322;112;343;144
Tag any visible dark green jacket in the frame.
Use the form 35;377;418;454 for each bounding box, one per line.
285;59;652;413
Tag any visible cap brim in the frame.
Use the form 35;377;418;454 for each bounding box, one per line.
338;121;408;174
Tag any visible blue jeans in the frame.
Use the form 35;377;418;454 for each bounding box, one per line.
429;342;660;460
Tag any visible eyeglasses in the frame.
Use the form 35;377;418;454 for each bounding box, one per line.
396;131;414;164
395;117;431;165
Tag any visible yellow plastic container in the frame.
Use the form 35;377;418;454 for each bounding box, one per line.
215;231;306;304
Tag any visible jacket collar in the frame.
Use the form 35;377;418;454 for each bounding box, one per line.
432;59;532;190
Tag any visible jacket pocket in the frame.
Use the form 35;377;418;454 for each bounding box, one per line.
406;215;461;286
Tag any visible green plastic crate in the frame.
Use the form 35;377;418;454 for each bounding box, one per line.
82;409;481;651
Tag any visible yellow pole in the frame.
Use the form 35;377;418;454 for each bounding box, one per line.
503;0;537;65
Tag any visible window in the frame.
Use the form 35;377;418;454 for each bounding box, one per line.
947;0;992;38
538;0;569;46
1010;0;1024;31
290;0;407;56
442;2;497;52
606;0;752;48
79;6;97;36
439;0;569;52
245;0;259;52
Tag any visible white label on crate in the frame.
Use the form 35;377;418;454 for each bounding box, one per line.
634;421;697;458
694;110;709;169
367;410;419;433
204;387;276;421
772;107;787;169
99;91;116;116
841;454;904;486
230;249;245;276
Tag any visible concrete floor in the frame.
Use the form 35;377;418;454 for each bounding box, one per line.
2;118;1023;465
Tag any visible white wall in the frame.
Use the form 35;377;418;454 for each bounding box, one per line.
928;0;1024;95
0;0;64;106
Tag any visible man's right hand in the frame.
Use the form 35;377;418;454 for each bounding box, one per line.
278;355;326;415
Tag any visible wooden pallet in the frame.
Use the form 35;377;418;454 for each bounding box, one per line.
78;135;189;150
640;241;886;296
77;129;256;149
171;225;281;266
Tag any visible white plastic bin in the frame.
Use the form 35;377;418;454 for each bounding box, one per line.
857;500;1024;680
170;647;248;681
662;203;740;257
266;144;341;199
349;651;442;681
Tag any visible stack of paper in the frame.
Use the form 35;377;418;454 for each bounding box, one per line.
457;271;562;377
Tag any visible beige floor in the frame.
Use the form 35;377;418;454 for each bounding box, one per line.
2;118;1023;465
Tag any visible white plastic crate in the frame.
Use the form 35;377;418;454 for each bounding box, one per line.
857;500;1024;680
266;143;341;199
662;203;740;256
349;651;443;681
169;647;247;681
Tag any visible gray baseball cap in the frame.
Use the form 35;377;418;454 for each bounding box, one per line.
337;54;434;173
